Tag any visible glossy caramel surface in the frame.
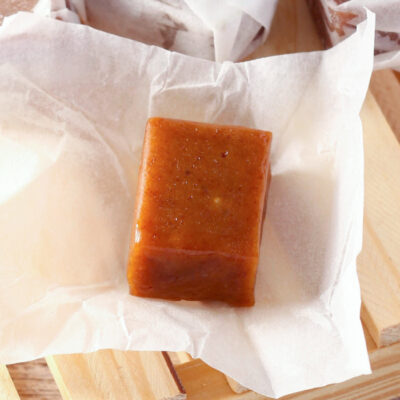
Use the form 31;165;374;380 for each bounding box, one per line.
128;118;272;306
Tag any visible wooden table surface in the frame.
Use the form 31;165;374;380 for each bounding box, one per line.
1;0;400;399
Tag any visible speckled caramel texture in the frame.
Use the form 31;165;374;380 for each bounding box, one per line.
128;118;272;306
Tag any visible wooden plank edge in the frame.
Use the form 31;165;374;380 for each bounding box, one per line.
167;352;193;366
225;375;249;394
0;365;20;400
45;356;71;400
175;359;264;400
7;359;61;400
46;351;186;400
363;321;377;352
362;302;400;348
162;352;186;399
359;91;400;348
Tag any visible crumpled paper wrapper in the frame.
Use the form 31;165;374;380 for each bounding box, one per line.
315;0;400;70
0;10;374;398
34;0;278;62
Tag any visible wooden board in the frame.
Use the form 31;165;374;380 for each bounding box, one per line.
225;376;249;395
46;351;186;400
0;365;20;400
168;352;193;366
7;359;61;400
359;91;400;346
370;69;400;142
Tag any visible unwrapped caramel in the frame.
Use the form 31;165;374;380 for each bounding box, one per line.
128;118;272;306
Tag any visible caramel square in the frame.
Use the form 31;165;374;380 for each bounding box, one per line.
128;118;272;306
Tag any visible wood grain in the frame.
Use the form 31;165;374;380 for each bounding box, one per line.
7;359;61;400
359;92;400;346
370;69;400;142
46;350;186;400
0;365;20;400
176;343;400;400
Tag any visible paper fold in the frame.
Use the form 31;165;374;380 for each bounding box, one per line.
320;0;400;70
34;0;277;62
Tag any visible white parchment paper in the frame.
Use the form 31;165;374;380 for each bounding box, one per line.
34;0;278;62
323;0;400;70
0;11;374;398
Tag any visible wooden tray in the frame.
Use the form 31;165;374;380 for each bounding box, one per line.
1;0;400;399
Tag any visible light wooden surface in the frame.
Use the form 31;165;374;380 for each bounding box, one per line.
359;91;400;347
225;376;249;394
7;359;61;400
370;69;400;142
363;322;378;352
46;351;186;400
168;352;193;366
0;365;20;400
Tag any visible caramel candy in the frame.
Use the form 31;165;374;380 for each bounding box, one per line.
127;118;272;306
